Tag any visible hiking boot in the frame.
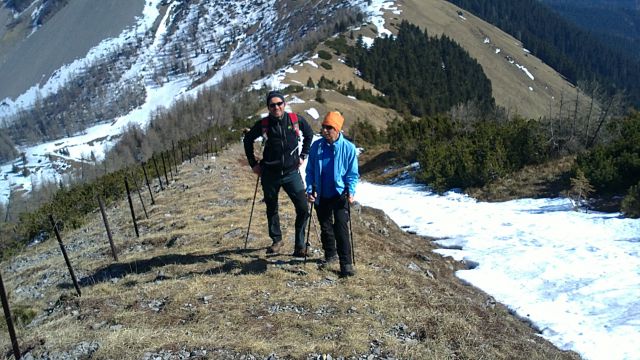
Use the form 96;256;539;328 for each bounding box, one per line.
266;240;284;254
339;264;356;278
292;247;308;257
318;254;339;269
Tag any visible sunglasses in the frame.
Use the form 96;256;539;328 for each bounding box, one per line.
321;125;335;131
268;101;284;108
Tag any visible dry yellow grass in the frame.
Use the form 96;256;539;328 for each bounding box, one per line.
0;143;580;359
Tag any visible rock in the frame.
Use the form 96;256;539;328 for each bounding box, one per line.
91;321;107;330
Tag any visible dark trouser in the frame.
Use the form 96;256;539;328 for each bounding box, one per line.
316;195;352;266
261;169;309;249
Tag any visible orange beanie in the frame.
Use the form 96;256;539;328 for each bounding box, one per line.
322;111;344;132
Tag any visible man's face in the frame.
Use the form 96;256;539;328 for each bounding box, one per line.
267;97;285;118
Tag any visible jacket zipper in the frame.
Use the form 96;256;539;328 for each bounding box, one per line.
279;115;286;176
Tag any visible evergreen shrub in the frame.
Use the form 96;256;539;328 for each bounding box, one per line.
388;115;549;192
577;111;640;194
348;120;385;148
318;50;332;60
621;182;640;218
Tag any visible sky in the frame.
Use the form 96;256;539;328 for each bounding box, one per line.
2;1;637;358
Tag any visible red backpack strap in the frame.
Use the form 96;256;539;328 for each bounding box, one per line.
261;113;300;140
261;117;269;140
289;112;300;138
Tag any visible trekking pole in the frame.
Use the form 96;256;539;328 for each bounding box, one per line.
307;185;321;243
304;195;314;267
311;208;321;243
244;175;260;250
346;186;355;266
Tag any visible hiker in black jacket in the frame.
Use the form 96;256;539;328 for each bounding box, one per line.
243;91;314;256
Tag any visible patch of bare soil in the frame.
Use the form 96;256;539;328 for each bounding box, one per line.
0;142;579;359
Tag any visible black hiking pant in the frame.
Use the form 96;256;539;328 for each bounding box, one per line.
315;195;352;266
261;169;309;249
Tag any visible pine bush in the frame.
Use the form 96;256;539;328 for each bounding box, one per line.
621;182;640;218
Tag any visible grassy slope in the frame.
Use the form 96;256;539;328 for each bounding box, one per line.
0;143;580;359
398;0;593;120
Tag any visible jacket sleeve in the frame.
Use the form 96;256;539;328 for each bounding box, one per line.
345;143;359;196
298;114;314;158
305;141;317;194
243;121;262;168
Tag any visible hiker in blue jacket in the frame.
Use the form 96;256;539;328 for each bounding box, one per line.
305;111;359;277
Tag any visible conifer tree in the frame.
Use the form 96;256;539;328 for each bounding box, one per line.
569;169;595;211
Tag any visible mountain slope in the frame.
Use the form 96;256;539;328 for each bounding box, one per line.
0;0;145;100
0;142;580;359
0;0;366;203
397;0;593;120
446;0;640;107
539;0;640;59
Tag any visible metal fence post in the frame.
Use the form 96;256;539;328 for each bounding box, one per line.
0;270;21;359
124;177;139;238
49;215;81;296
97;196;118;261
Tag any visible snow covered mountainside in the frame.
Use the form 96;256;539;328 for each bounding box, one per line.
0;0;382;203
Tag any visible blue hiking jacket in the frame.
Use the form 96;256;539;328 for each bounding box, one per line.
305;134;359;202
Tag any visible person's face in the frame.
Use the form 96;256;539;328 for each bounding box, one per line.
321;124;339;143
267;97;285;118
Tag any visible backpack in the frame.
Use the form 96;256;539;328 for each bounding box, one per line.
261;112;300;141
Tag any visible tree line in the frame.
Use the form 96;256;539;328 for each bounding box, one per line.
0;40;145;153
343;21;494;117
348;107;639;217
540;0;640;60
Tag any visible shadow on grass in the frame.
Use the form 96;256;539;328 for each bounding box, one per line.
62;247;268;288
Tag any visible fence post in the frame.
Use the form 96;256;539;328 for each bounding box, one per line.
97;196;118;261
141;162;155;205
163;152;173;181
0;271;21;359
124;177;139;238
188;143;192;163
172;140;178;174
171;148;177;175
152;156;164;191
49;215;81;297
130;171;148;219
161;152;170;184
